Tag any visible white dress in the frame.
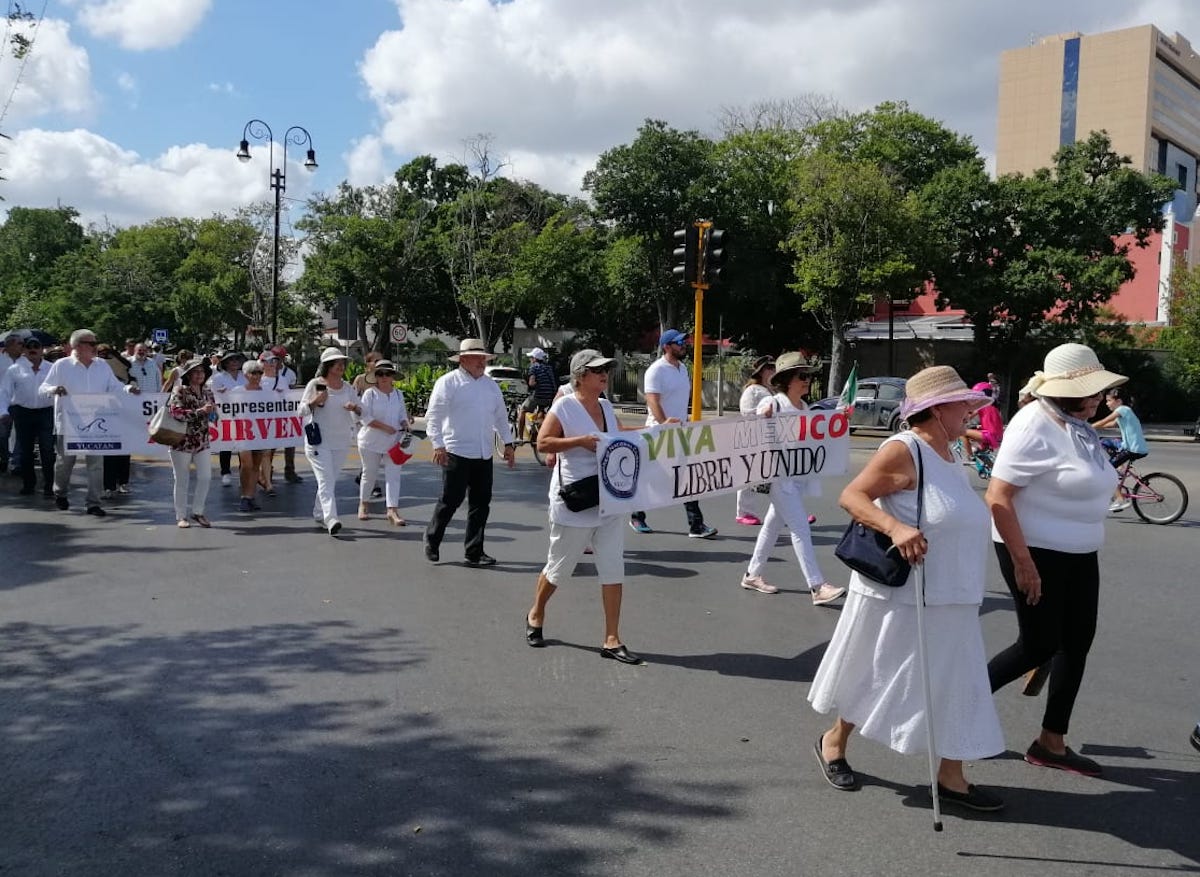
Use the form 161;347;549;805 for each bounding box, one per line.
808;433;1004;760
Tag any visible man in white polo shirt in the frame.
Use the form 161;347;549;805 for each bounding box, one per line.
629;329;718;539
424;338;516;566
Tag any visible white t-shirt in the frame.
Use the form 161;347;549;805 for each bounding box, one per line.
548;393;617;527
643;356;691;426
210;370;246;394
739;383;771;416
990;401;1118;553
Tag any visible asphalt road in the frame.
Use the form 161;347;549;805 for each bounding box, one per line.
1;435;1198;876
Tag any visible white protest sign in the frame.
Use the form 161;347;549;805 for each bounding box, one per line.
596;409;851;516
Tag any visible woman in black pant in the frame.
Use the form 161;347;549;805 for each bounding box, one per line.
986;343;1127;777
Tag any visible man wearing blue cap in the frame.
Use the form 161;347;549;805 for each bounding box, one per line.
629;329;718;538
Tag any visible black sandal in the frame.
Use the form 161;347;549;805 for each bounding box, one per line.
525;614;544;647
599;644;642;665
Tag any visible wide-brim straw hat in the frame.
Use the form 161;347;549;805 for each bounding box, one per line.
1026;343;1127;399
900;365;993;419
750;355;775;378
448;338;496;362
770;351;819;388
179;357;211;380
319;346;349;364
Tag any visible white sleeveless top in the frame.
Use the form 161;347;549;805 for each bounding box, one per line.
547;393;617;527
849;432;990;607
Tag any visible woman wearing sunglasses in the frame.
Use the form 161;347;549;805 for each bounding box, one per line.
356;360;410;526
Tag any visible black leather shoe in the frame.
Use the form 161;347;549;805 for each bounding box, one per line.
18;486;34;496
600;644;641;665
1190;725;1200;753
525;614;544;647
465;553;497;567
424;543;439;563
86;506;106;517
55;495;69;510
934;782;1005;812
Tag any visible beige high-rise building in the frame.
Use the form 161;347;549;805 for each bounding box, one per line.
998;24;1200;194
997;24;1200;324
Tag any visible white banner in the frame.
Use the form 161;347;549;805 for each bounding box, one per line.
57;390;309;456
597;410;851;516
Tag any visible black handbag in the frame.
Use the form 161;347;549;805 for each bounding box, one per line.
304;421;322;446
556;402;607;512
834;439;924;587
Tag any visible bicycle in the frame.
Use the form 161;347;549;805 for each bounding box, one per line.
496;391;546;466
1113;456;1189;525
952;439;995;481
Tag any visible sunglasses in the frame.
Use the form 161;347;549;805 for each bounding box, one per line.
585;365;612;375
76;340;98;347
375;370;396;377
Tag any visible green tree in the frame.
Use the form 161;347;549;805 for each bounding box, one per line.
784;151;923;392
0;206;87;320
584;119;716;332
1164;261;1200;393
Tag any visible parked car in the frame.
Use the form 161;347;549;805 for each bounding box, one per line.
485;365;526;397
811;376;908;432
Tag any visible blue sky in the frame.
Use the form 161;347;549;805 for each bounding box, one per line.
4;0;1200;228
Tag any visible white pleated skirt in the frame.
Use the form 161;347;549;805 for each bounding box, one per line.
808;590;1005;760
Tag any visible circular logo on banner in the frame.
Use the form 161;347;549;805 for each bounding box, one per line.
389;324;408;344
600;439;640;499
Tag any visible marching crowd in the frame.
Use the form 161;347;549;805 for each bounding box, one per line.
3;325;1197;814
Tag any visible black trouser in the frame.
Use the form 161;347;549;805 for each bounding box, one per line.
1109;450;1146;469
425;454;493;559
103;455;131;490
631;501;705;532
283;446;298;475
11;406;54;491
988;543;1099;735
219;450;233;476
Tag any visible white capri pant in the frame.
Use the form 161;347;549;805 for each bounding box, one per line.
169;448;212;519
359;448;403;506
736;485;763;518
306;443;350;527
747;481;827;588
543;514;626;584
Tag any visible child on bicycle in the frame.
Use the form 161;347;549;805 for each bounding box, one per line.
962;381;1005;461
1092;387;1147;512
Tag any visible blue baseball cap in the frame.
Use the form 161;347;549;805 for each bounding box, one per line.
659;329;688;348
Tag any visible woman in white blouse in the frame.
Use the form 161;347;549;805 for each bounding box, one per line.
524;349;640;664
300;347;361;536
356;360;410;526
734;355;775;526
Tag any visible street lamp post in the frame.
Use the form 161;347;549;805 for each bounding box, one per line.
236;120;318;344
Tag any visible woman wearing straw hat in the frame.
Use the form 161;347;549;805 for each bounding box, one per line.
985;343;1127;778
734;355;775;527
356;359;410;526
209;351;246;487
810;366;1005;811
301;347;362;536
166;357;217;528
740;352;846;605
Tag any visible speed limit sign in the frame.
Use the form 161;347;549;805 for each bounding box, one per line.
389;323;408;344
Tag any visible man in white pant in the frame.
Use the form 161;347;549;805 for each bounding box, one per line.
40;328;139;516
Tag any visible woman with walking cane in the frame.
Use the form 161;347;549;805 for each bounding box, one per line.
809;366;1005;814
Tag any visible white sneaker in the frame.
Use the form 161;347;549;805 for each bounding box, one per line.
1108;500;1131;513
101;489;115;500
811;583;847;606
221;473;232;487
740;573;779;594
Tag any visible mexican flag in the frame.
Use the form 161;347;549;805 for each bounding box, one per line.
837;363;858;410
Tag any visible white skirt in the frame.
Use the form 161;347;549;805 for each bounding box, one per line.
808;590;1004;760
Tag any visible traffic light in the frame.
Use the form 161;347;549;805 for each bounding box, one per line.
702;227;727;284
672;226;699;284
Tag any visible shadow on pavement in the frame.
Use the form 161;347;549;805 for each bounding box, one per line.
0;620;739;876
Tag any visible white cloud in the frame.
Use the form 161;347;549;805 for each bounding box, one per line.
345;135;387;187
69;0;212;50
358;0;1200;195
207;81;237;95
116;72;136;93
0;129;318;228
0;18;94;125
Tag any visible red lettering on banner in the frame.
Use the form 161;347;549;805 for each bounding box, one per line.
255;418;272;439
811;413;826;440
275;416;302;439
208;424;218;442
233;419;253;441
828;412;849;438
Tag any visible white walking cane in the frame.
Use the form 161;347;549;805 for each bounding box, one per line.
913;560;943;832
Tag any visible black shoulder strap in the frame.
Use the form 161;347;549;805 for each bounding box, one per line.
913;438;925;529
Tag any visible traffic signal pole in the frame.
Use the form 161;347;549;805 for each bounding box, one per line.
690;221;712;422
672;220;724;423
